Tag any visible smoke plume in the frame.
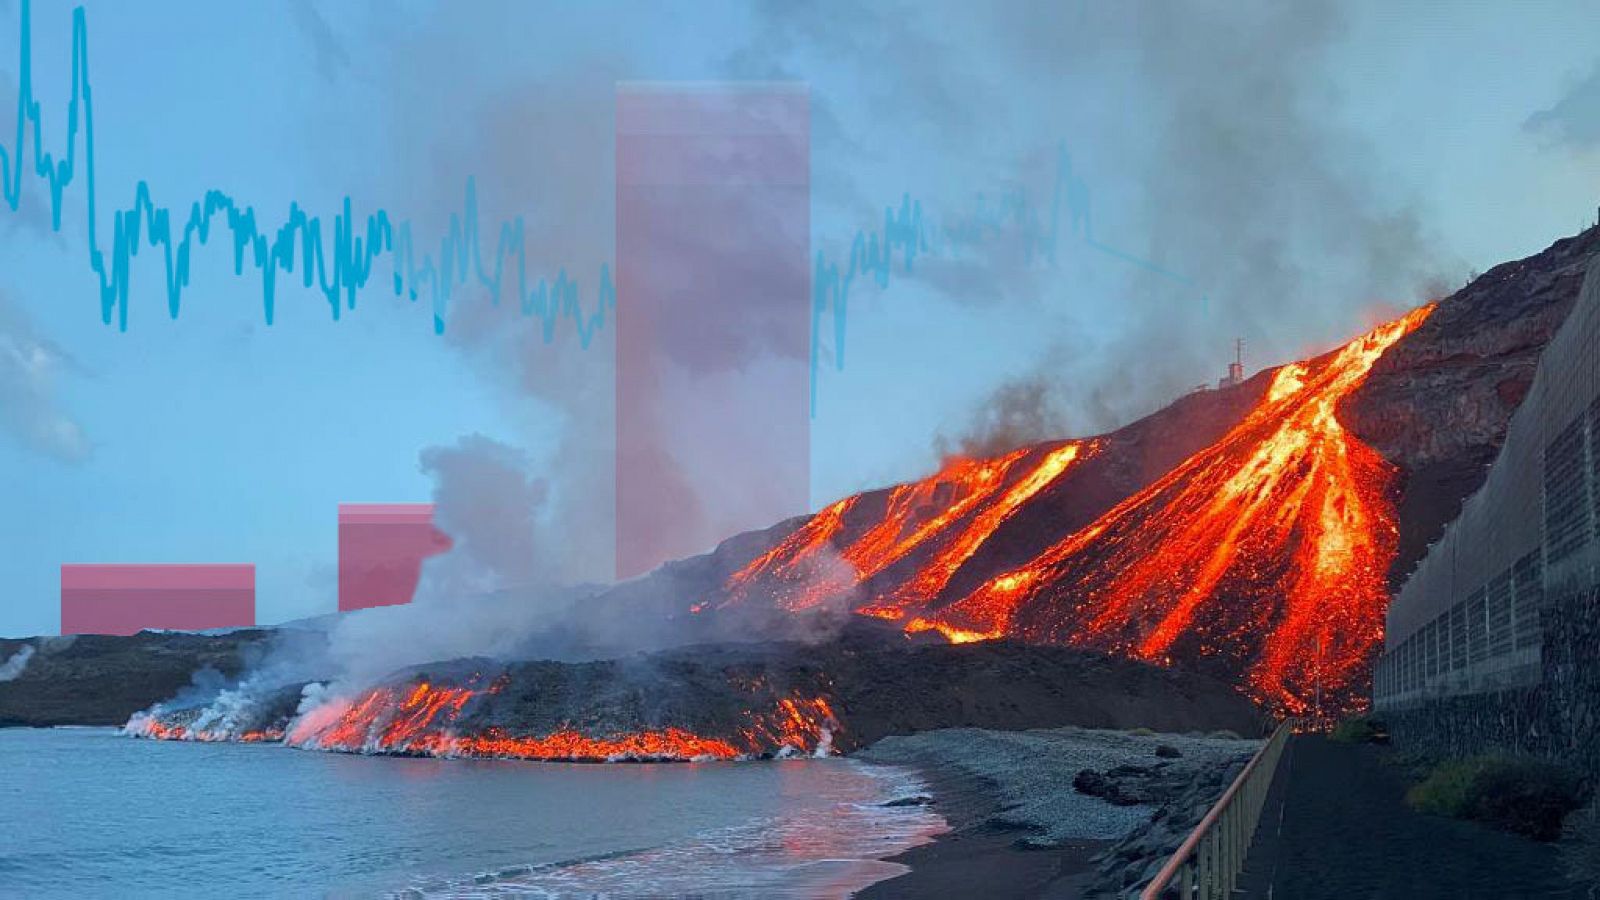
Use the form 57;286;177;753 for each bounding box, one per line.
0;292;92;463
0;644;34;681
1527;60;1600;152
418;433;552;598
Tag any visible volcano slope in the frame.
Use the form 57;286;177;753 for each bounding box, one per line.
598;226;1600;719
34;227;1600;744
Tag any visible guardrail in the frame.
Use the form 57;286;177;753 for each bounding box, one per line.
1140;718;1295;899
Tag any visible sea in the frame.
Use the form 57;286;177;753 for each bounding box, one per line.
0;728;946;899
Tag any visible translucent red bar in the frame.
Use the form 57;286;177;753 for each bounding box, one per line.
614;83;811;580
59;564;255;635
337;503;452;612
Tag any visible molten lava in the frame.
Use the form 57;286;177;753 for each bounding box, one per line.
724;441;1091;613
722;306;1432;718
124;715;285;744
908;306;1435;715
283;678;839;761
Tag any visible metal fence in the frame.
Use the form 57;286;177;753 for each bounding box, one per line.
1140;719;1294;900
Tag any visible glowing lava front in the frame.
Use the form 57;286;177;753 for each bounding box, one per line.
282;678;839;762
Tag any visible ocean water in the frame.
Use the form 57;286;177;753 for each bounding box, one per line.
0;728;946;899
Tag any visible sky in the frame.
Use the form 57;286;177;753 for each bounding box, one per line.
2;0;1599;635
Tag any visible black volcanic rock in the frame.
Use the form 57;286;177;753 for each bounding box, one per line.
10;625;1265;743
378;637;1268;753
0;631;279;727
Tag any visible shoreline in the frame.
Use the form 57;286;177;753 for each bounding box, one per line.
850;726;1262;899
855;756;1110;899
10;724;1238;898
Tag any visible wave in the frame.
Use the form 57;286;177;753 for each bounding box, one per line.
399;761;946;899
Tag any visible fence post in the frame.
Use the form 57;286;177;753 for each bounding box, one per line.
1140;720;1295;900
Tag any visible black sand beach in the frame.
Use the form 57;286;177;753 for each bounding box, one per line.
854;727;1260;899
857;762;1109;899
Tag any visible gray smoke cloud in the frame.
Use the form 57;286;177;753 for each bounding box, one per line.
937;377;1067;460
977;2;1450;441
418;433;552;598
1110;2;1445;412
1527;60;1600;151
359;7;624;588
288;0;352;83
0;292;92;463
242;2;1458;694
255;432;597;693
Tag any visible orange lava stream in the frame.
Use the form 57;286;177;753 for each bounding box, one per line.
446;727;744;761
839;450;1030;583
864;441;1090;622
728;496;858;587
919;306;1434;716
724;442;1089;614
283;680;840;761
130;719;284;743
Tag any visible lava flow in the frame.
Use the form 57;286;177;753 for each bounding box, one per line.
124;713;284;744
283;678;839;762
914;306;1435;716
719;306;1431;717
724;441;1091;613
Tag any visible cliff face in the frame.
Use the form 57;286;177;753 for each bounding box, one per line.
1346;226;1600;584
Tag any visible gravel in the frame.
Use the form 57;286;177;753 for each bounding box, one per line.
858;725;1258;846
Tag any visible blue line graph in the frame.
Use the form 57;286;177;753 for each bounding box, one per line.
1;0;1198;417
810;147;1201;412
0;1;613;345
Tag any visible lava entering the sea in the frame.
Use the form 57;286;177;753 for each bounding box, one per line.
123;715;284;744
278;676;840;762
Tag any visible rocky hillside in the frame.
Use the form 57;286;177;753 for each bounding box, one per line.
1347;226;1600;583
587;226;1600;716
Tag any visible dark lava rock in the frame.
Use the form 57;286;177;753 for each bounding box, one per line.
0;630;300;728
1075;760;1191;808
4;625;1267;741
1155;744;1182;758
1075;769;1111;796
1108;763;1156;777
1085;757;1248;898
881;795;934;807
444;637;1268;754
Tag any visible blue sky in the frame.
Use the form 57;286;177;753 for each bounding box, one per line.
2;0;1598;635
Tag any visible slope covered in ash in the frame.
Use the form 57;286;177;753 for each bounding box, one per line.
609;226;1600;718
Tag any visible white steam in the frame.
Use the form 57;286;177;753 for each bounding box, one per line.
0;644;34;681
